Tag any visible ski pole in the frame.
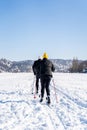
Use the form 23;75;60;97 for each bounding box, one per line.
32;76;35;94
34;84;37;98
33;76;37;98
31;76;37;98
52;78;58;103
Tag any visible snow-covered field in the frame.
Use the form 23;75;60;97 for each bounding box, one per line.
0;73;87;130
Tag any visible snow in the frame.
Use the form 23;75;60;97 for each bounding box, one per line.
0;72;87;130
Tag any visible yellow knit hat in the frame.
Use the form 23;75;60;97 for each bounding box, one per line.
43;52;48;59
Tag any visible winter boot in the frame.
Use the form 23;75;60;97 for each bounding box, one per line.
40;98;43;102
36;90;38;94
47;96;51;104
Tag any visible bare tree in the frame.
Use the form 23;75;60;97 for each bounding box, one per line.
69;57;79;72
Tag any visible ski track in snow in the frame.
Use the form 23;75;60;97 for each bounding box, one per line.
0;73;87;130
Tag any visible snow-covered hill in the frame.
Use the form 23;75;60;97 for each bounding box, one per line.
0;73;87;130
0;59;33;72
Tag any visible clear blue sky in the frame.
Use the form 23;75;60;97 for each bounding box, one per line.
0;0;87;61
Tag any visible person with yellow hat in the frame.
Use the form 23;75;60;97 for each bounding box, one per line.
40;52;55;104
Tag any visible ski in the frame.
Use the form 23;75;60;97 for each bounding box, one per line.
46;103;53;108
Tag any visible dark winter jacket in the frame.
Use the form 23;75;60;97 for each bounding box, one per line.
40;58;55;77
32;59;41;77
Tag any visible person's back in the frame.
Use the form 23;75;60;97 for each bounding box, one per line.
40;58;55;77
32;57;41;77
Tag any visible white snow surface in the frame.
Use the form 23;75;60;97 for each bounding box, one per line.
0;73;87;130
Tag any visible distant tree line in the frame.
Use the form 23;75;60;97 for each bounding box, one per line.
69;58;87;73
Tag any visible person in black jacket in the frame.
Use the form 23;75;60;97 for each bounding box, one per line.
32;56;41;93
40;52;55;104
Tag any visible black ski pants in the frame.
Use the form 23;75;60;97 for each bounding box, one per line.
40;75;51;98
36;75;40;92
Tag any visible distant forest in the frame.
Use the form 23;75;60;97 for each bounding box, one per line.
69;58;87;73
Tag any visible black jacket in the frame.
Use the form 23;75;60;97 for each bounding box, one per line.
32;59;41;77
40;58;55;77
